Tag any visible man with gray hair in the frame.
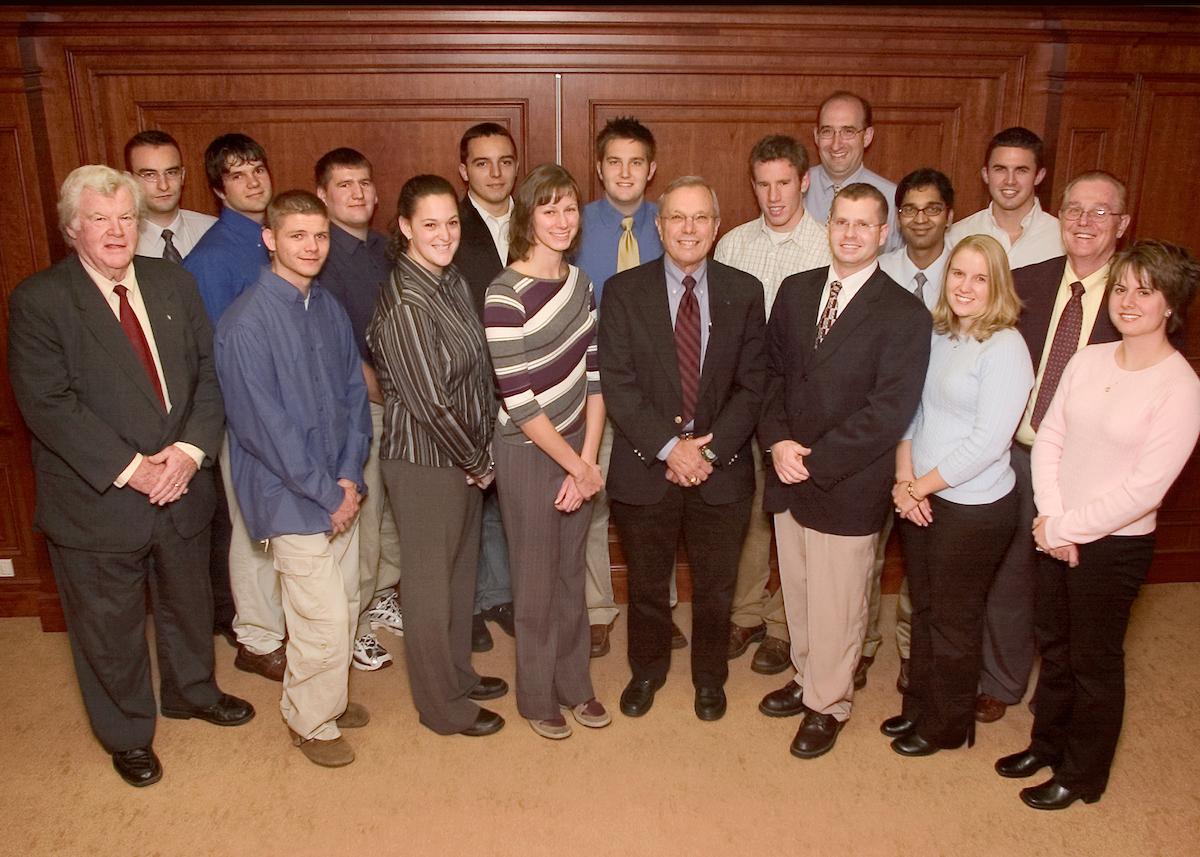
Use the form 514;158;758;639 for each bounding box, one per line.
7;164;253;788
600;176;766;722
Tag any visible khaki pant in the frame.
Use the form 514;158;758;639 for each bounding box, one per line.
862;513;912;659
221;436;285;656
774;512;876;720
274;525;360;741
729;440;789;642
356;402;402;636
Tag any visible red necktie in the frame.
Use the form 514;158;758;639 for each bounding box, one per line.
114;284;166;411
675;274;701;426
1031;281;1084;431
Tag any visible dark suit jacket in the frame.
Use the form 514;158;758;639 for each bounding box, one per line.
759;265;931;536
599;256;766;507
453;196;506;319
7;254;223;552
1014;255;1119;364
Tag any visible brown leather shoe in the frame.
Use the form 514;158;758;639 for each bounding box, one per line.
853;655;874;690
727;622;766;660
589;623;611;658
234;644;286;682
751;636;791;675
975;692;1008;723
670;621;688;650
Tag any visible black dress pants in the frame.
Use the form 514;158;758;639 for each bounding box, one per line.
900;490;1017;747
1029;534;1154;795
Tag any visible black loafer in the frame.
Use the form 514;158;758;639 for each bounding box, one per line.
891;731;940;757
1020;778;1101;810
694;686;727;721
790;711;844;759
482;603;515;637
759;679;806;718
161;693;255;727
459;708;505;737
112;747;162;787
880;715;916;738
468;676;509;701
471;613;493;653
619;676;666;718
995;748;1058;779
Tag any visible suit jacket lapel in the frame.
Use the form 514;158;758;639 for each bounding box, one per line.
459;196;504;267
135;258;184;419
809;268;884;369
71;256;166;413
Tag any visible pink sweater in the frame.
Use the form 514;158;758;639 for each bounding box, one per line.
1032;341;1200;548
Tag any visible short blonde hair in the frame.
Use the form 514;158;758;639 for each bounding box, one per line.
57;165;144;244
931;234;1022;342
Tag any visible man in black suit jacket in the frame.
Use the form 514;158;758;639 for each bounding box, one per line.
600;176;766;722
451;121;520;653
7;165;253;788
976;170;1131;727
758;183;930;758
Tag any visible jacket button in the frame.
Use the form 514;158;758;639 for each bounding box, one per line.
674;416;682;424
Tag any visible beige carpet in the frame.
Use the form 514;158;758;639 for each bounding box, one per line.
4;586;1198;857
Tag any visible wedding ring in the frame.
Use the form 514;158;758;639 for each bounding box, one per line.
690;476;699;485
173;482;182;488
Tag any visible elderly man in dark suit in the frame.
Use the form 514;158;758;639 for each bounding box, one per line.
600;175;766;722
7;165;253;788
758;183;930;758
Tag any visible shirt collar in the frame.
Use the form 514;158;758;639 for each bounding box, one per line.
664;256;708;292
1064;258;1111;294
394;251;455;294
219;206;266;240
467;192;513;225
755;210;812;241
816;163;867;193
827;260;878;290
329;221;366;255
987;196;1046;230
596;196;654;229
142;211;183;240
257;266;316;304
79;255;136;298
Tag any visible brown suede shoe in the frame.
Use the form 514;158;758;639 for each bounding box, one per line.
727;622;766;660
335;702;370;729
289;729;355;767
589;623;611;658
975;693;1008;723
234;644;286;682
751;636;791;675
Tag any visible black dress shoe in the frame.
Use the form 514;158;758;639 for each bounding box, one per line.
482;602;516;637
853;654;874;690
161;693;255;726
459;708;505;737
1020;778;1101;810
468;675;509;701
112;747;162;787
880;715;916;738
790;711;844;759
891;731;940;757
694;686;727;721
619;676;666;717
759;679;806;718
471;613;493;653
995;748;1059;779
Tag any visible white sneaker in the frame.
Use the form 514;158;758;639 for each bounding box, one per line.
367;591;404;637
352;634;393;671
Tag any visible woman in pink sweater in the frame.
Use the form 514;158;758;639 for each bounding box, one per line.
996;240;1200;810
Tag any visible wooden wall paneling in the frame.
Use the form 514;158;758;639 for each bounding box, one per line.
1046;73;1140;206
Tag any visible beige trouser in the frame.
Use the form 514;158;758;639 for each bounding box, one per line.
729;440;789;642
862;514;913;659
774;512;877;721
221;436;285;655
356;402;403;636
275;525;360;741
585;420;677;626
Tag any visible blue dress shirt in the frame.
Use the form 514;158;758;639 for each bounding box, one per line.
575;197;662;308
316;224;390;363
183;207;270;324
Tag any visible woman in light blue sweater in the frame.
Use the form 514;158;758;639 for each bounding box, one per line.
881;234;1034;755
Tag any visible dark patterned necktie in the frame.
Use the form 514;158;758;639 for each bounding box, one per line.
913;271;927;305
114;284;166;410
815;280;843;348
161;228;184;265
675;275;701;425
1031;281;1085;431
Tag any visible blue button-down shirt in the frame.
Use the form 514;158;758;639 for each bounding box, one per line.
316;224;390;364
184;207;270;324
214;268;371;541
575;197;662;308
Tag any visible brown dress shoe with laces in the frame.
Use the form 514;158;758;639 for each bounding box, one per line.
234;644;286;682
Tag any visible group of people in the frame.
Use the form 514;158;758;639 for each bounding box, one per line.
8;89;1198;813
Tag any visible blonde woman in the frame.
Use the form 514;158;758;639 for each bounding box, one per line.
881;235;1034;755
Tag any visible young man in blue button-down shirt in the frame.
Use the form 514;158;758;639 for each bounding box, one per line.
214;190;371;768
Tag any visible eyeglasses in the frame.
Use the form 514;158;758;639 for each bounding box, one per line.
1061;204;1123;222
830;218;883;233
898;203;946;219
816;126;865;142
135;168;183;184
663;213;715;228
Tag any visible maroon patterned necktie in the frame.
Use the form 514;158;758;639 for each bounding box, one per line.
815;280;843;348
114;284;166;410
1031;281;1085;431
675;274;701;425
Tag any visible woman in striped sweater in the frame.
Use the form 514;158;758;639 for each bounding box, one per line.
484;163;610;740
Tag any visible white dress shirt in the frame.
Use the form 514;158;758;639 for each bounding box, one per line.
817;261;879;325
136;208;218;260
947;198;1063;270
877;241;951;312
468;193;514;265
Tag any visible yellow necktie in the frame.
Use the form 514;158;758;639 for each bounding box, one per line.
617;215;639;273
